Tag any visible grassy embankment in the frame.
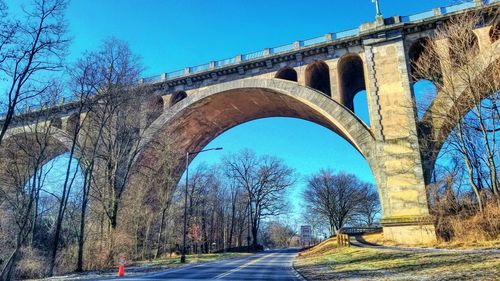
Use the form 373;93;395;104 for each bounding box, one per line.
294;237;500;280
362;232;500;250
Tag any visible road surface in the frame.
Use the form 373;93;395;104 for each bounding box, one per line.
98;248;302;281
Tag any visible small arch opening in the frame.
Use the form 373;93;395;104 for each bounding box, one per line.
170;91;187;107
275;67;298;82
413;79;437;119
66;113;80;134
337;54;369;124
305;61;331;96
146;95;164;123
353;90;370;126
489;23;500;43
408;37;432;82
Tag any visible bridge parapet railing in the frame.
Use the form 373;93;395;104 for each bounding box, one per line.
334;28;359;40
142;75;161;84
189;63;211;73
270;43;295;54
241;50;265;61
166;69;185;80
441;1;477;14
401;10;436;23
215;57;237;67
302;35;326;47
338;226;383;235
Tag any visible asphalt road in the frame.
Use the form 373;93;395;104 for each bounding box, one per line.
99;248;301;281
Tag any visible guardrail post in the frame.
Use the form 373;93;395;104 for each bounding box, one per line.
293;41;301;49
235;55;242;63
209;61;216;69
325;33;333;41
161;73;167;81
263;48;270;56
184;67;190;75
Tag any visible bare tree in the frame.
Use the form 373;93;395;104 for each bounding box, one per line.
0;0;69;146
354;183;380;226
303;170;376;235
415;12;500;212
0;90;62;281
262;221;296;249
224;150;295;248
47;47;108;275
79;38;156;264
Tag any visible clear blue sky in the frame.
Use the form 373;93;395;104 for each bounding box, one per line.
20;0;449;223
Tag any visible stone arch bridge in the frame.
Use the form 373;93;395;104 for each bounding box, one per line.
1;1;499;245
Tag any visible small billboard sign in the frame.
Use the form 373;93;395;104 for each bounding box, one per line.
300;225;312;244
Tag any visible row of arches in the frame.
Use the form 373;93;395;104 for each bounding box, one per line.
406;23;499;119
274;56;369;125
409;23;499;80
275;62;332;96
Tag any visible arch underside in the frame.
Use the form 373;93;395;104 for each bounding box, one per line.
172;89;353;155
137;79;375;179
0;126;76;189
419;41;500;182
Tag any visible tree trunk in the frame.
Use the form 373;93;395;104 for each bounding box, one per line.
76;170;91;272
0;238;21;281
154;208;167;259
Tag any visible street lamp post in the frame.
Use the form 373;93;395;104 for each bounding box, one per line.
180;147;223;263
372;0;383;19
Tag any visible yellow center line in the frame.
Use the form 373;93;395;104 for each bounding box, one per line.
214;253;275;279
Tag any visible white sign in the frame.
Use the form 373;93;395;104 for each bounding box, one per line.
300;225;312;244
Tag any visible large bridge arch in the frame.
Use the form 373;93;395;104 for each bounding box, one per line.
135;77;376;184
419;39;500;183
137;77;374;163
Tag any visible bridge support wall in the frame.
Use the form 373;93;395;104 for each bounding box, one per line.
365;36;436;245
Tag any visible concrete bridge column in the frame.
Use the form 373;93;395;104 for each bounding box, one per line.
364;37;436;245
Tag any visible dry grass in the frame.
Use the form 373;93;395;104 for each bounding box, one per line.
298;238;338;258
17;247;48;280
362;231;500;250
446;204;500;242
360;205;500;250
294;238;500;280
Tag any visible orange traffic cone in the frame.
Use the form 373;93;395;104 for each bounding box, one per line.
118;256;126;277
118;265;125;277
